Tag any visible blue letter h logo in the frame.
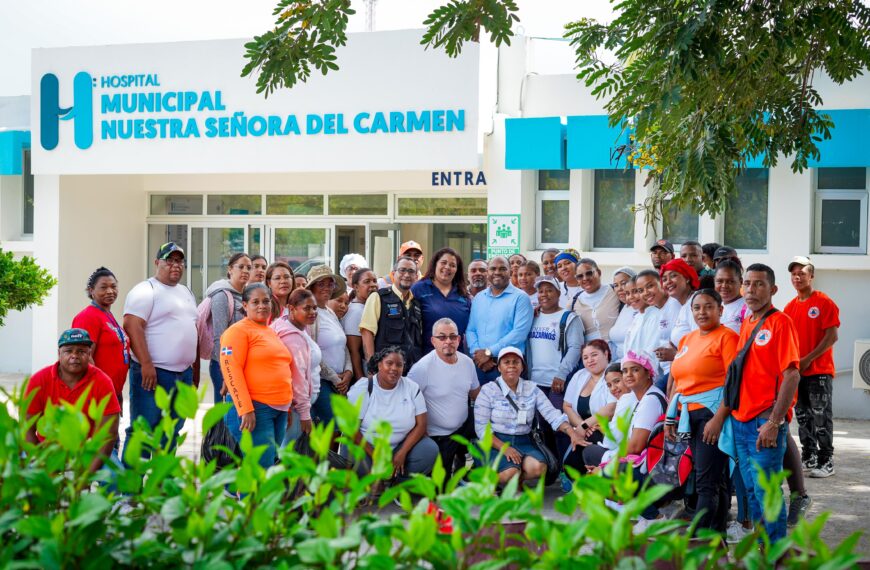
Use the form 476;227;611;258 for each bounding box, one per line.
40;72;93;150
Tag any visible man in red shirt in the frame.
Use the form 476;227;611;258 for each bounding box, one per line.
25;328;121;474
730;264;800;542
783;256;840;479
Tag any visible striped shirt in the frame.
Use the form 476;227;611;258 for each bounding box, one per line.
474;377;568;438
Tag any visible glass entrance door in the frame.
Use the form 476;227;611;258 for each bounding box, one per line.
367;223;400;278
267;226;331;280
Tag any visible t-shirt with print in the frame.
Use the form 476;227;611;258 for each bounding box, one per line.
629;386;667;473
25;363;121;441
657;296;682;374
348;376;427;446
407;351;479;436
670;325;738;411
123;278;197;373
783;290;840;376
528;310;566;387
722;298;748;334
72;304;129;395
732;310;800;423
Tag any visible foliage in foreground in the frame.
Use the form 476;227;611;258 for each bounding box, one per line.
0;384;863;569
0;248;57;326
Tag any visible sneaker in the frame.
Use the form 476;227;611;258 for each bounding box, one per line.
801;455;818;472
788;494;813;527
809;460;835;478
559;472;573;493
633;517;657;534
726;520;749;543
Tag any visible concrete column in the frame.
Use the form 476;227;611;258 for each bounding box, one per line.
30;174;60;371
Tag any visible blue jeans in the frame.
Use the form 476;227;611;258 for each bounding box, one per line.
733;415;788;542
209;359;224;404
311;382;338;426
225;396;288;469
123;361;192;466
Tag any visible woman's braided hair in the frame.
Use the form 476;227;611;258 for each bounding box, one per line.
366;346;405;376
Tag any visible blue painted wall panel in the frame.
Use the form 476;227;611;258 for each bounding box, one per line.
566;115;631;170
505;117;565;170
0;131;31;175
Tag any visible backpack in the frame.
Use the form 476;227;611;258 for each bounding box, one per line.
644;391;693;488
558;311;584;382
196;289;236;360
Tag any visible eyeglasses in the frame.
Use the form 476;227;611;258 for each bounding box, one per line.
233;264;253;271
161;258;184;267
396;268;417;275
433;334;460;342
270;275;293;282
575;270;597;280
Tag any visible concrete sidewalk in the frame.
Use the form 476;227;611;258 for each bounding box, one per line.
3;372;869;553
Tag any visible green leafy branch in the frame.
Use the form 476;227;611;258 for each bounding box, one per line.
241;0;355;97
0;249;57;327
421;0;520;57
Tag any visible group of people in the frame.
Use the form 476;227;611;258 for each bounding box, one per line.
24;236;840;543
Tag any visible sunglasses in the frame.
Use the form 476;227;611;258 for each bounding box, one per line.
433;334;460;342
575;270;597;280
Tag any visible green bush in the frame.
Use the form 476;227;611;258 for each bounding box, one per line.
0;249;57;326
0;384;862;569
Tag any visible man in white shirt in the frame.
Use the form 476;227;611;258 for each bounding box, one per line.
122;242;198;464
407;318;481;477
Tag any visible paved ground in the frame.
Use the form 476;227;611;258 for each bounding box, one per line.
3;372;869;554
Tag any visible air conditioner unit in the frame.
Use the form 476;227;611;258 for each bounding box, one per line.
852;340;870;389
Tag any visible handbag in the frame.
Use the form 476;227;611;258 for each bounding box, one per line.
505;393;561;486
201;419;241;470
723;308;777;410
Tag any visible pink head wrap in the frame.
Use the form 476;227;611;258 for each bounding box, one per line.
622;350;657;380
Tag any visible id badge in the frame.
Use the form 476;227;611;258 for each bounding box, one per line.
516;410;528;424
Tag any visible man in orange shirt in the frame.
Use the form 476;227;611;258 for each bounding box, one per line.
730;264;800;542
783;256;839;479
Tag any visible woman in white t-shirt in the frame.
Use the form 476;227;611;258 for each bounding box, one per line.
571;258;621;342
344;347;438;479
306;265;353;427
525;276;583;403
635;269;681;390
344;268;379;380
610;267;638;360
554;249;583;308
561;340;618;473
581;350;667;469
624;275;661;371
714;259;747;334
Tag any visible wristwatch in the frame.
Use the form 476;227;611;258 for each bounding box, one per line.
484;348;492;359
769;416;785;427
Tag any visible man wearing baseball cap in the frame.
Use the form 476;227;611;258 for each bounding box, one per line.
24;329;121;473
122;241;198;466
712;246;741;269
783;256;840;480
649;239;675;271
377;241;425;289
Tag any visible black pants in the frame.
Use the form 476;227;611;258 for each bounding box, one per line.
431;414;475;479
537;386;564;456
795;374;834;463
688;408;729;532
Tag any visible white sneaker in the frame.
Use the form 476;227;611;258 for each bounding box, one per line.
633;517;657;534
726;520;749;543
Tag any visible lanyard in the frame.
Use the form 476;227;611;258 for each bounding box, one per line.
91;302;129;365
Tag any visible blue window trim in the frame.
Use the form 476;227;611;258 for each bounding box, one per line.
0;130;31;175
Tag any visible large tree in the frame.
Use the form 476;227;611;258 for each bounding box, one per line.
243;0;870;217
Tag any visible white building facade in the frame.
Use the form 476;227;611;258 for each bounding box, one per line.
1;31;868;418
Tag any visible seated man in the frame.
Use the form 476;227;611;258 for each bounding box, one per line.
407;318;481;478
24;328;121;474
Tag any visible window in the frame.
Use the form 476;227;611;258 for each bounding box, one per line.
724;169;768;250
328;194;388;216
662;201;699;245
207;195;262;215
266;195;324;215
815;168;868;254
536;169;570;247
397;197;487;217
150;194;203;215
593;169;635;248
22;150;33;235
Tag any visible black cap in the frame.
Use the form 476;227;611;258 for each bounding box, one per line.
650;239;674;254
713;246;738;260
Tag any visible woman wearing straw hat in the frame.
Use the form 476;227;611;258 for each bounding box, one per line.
306;265;353;426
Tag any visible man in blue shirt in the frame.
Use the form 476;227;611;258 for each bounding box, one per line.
466;257;534;384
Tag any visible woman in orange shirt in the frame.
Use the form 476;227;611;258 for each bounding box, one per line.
220;282;294;468
666;288;737;532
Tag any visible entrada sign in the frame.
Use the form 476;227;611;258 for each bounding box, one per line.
431;171;487;186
